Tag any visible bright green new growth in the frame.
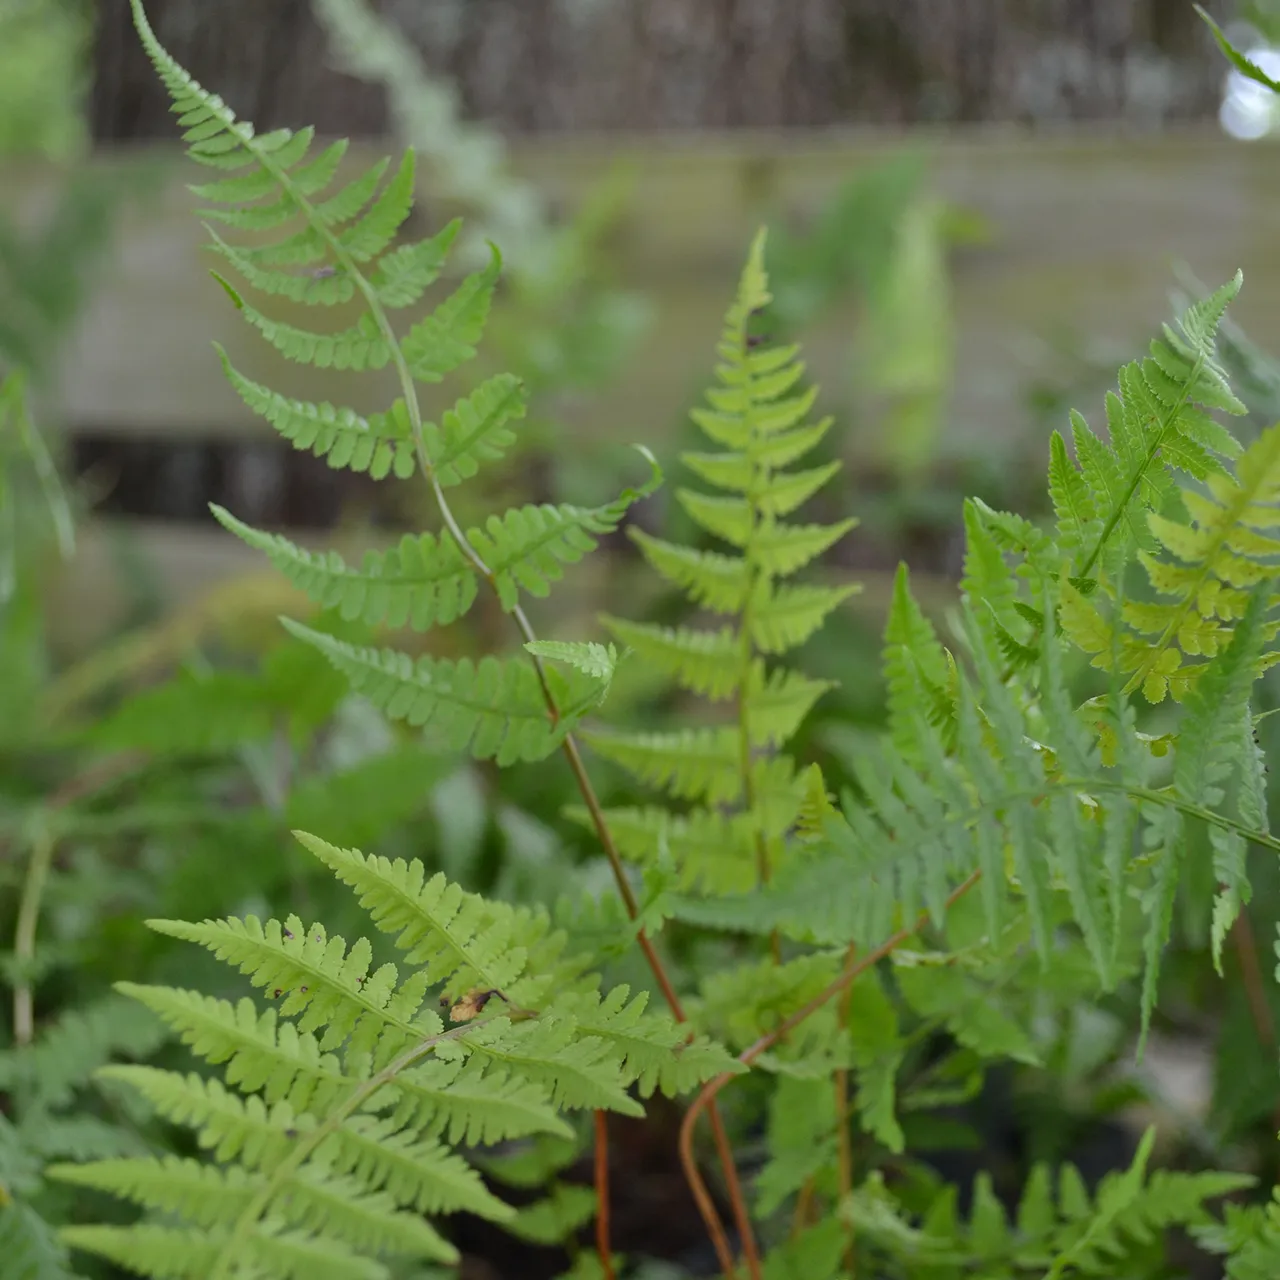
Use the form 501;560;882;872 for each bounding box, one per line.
52;832;739;1278
583;230;859;894
1049;272;1280;703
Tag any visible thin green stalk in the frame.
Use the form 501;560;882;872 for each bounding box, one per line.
12;820;54;1047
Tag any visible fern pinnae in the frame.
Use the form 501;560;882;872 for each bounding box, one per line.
1069;271;1246;582
595;229;856;897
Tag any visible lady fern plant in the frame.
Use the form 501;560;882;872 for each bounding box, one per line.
42;3;1280;1278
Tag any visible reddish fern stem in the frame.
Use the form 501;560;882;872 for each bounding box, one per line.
594;1110;616;1280
678;871;983;1263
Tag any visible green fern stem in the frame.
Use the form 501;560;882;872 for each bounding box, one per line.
12;818;54;1047
205;1018;501;1280
1076;352;1204;578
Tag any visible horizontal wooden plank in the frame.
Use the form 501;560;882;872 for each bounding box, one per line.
9;127;1280;454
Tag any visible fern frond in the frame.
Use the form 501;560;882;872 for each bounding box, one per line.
314;1113;513;1221
882;563;953;763
420;373;526;486
564;805;760;893
599;617;741;699
584;727;741;805
142;915;436;1052
400;248;501;383
280;621;610;765
96;1065;310;1170
749;580;860;655
742;663;833;747
590;228;856;935
288;832;538;1003
220;278;393;371
628;530;748;613
113;985;356;1114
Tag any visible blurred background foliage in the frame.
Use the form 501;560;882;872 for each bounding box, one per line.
4;1;1280;1277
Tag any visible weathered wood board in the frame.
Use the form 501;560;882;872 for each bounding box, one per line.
12;126;1280;453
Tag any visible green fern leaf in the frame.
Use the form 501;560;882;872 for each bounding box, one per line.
525;641;618;682
421;373;526;487
95;1065;307;1171
218;276;392;370
749;581;860;654
599;617;740;698
211;507;476;630
628;530;748;613
584;727;741;804
401;248;501;383
288;832;535;1000
215;349;417;478
113;984;355;1114
370;220;462;308
564;805;759;893
337;150;417;262
280;621;608;765
882;563;952;762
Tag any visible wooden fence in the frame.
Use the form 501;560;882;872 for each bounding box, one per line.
8;126;1280;654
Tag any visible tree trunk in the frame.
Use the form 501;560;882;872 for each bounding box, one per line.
92;0;1233;140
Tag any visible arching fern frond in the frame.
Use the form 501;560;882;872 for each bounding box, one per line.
1062;421;1280;703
